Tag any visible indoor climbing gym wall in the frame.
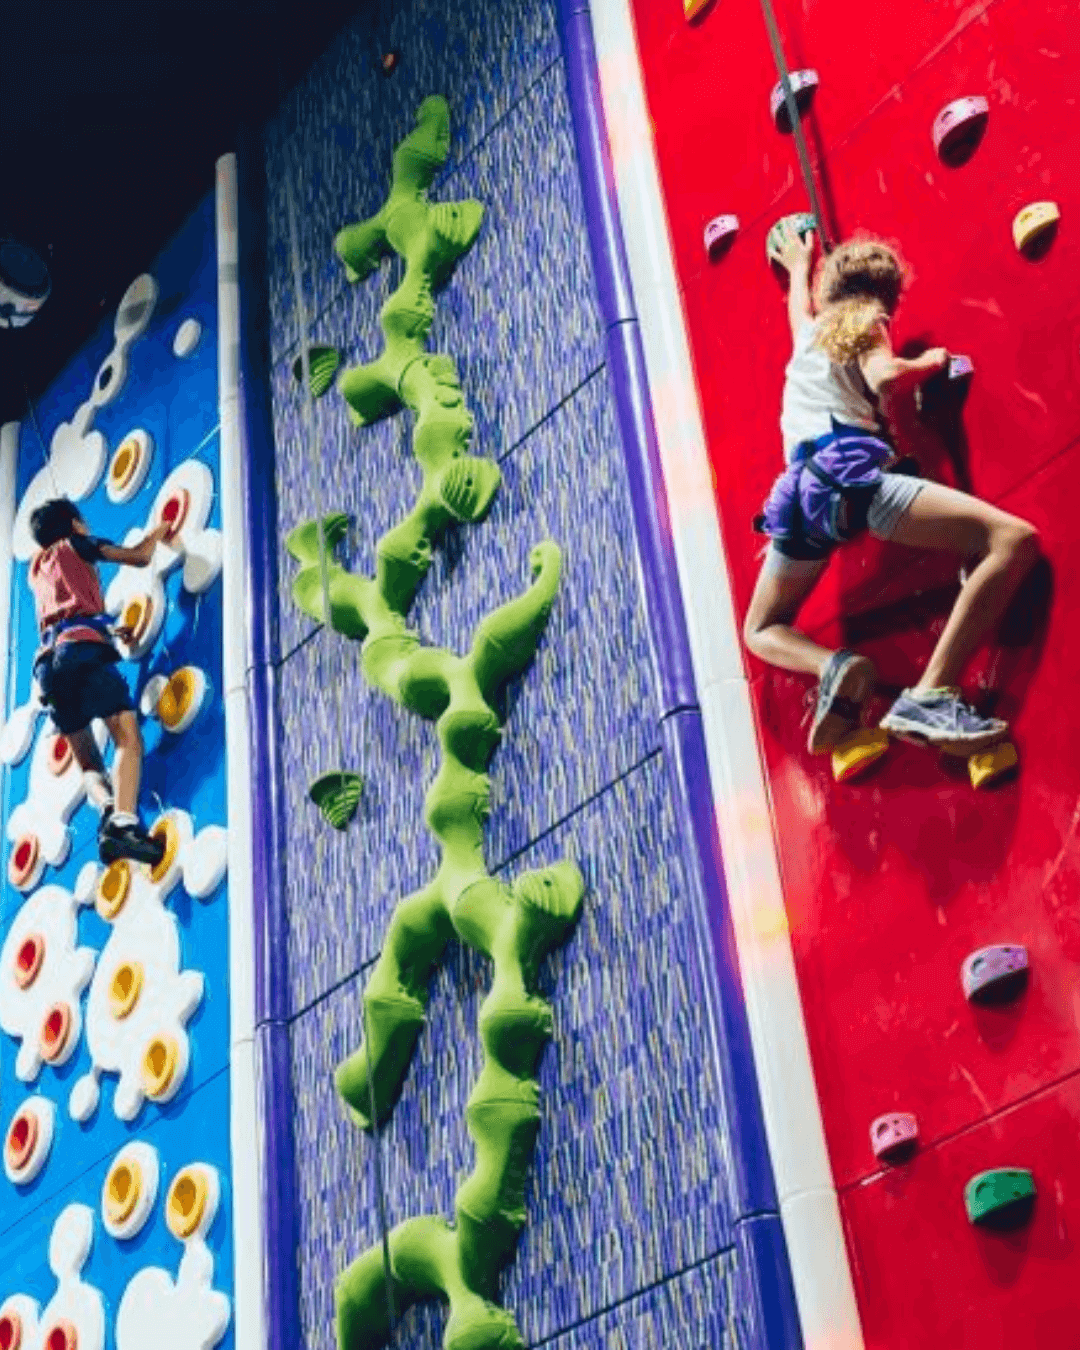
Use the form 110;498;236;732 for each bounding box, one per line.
612;0;1080;1344
0;196;235;1347
258;0;799;1347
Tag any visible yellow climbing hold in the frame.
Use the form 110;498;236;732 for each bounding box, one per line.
96;859;132;921
147;814;180;884
684;0;715;18
142;1035;180;1100
166;1165;210;1240
832;727;890;782
104;1157;143;1226
108;961;144;1020
968;740;1018;789
1012;201;1059;253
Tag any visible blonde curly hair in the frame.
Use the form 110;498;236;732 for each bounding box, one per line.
812;237;908;365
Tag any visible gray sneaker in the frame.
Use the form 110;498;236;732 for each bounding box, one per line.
808;650;876;755
880;687;1008;756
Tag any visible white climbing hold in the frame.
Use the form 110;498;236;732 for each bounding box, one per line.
172;317;202;358
102;1141;160;1241
38;1205;106;1350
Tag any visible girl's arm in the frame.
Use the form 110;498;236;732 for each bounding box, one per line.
98;521;172;568
777;229;816;340
859;332;949;399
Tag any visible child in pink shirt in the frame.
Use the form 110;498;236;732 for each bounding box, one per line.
29;498;171;865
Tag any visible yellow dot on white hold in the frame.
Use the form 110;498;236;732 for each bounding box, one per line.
121;594;154;645
108;962;144;1020
147;815;180;883
166;1166;209;1240
110;438;139;490
104;1158;142;1226
157;667;204;732
142;1035;179;1100
96;859;132;921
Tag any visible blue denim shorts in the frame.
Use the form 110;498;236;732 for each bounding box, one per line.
35;640;133;735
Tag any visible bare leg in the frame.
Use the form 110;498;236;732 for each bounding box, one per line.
104;710;144;817
65;727;113;812
743;549;832;676
886;482;1039;690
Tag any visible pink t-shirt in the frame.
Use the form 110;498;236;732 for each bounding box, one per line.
29;538;110;646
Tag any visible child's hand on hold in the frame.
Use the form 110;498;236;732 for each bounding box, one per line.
777;226;815;274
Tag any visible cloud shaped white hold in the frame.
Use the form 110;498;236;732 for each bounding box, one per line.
117;1238;230;1350
31;1205;106;1350
0;883;96;1081
70;812;228;1122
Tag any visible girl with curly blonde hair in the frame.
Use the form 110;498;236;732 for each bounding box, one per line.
744;226;1039;756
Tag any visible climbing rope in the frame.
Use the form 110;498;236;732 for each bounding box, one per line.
282;157;399;1333
757;0;833;251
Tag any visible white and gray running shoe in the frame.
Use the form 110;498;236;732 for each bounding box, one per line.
880;687;1008;756
808;649;876;755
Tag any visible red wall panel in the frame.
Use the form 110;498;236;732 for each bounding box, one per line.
630;0;1080;1340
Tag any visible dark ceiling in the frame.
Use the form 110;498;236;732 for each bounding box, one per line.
0;0;380;425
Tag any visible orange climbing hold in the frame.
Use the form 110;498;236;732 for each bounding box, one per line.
968;740;1018;789
39;1002;73;1064
96;858;132;920
683;0;715;18
831;727;890;782
4;1109;37;1175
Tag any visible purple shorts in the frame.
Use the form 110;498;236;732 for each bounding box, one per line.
757;422;894;561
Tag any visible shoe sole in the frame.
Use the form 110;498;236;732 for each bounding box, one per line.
808;655;877;756
879;718;1008;758
99;836;166;868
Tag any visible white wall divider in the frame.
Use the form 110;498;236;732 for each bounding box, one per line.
589;5;865;1347
216;151;265;1350
0;423;18;721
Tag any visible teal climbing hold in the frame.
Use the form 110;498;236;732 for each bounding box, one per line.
292;344;341;398
964;1168;1036;1225
308;771;363;829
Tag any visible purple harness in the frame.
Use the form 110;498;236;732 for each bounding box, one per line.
755;421;893;560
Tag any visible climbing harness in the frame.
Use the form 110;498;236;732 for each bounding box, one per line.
757;0;832;250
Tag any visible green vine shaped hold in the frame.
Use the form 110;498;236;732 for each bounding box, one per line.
288;96;583;1350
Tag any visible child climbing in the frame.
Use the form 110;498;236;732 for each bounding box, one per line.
27;498;171;865
743;226;1040;757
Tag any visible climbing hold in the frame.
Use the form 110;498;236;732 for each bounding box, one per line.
8;834;42;892
291;345;341;399
964;1168;1036;1226
932;96;989;164
832;727;890;782
961;944;1028;1004
141;1035;182;1102
96;859;132;921
1013;201;1060;255
309;771;363;830
948;353;974;382
40;1002;76;1066
108;962;144;1020
172;317;202;359
147;815;181;884
766;213;817;268
166;1164;217;1240
770;70;818;133
13;934;45;990
684;0;714;16
703;214;739;262
155;667;209;734
380;50;401;76
47;734;73;778
102;1142;159;1239
41;1321;76;1350
158;486;191;542
106;429;153;504
0;1308;22;1350
120;594;155;648
968;740;1018;789
870;1112;918;1162
4;1098;54;1184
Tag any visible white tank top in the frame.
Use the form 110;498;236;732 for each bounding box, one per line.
780;318;880;460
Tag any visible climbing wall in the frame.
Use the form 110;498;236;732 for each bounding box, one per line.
0;196;234;1348
630;0;1080;1342
261;0;773;1346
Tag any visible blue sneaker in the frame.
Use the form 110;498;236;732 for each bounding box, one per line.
808;650;876;755
880;687;1008;756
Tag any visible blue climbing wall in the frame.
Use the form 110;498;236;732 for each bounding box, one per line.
0;194;234;1343
263;2;757;1345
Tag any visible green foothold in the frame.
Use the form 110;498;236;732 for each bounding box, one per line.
308;771;363;829
964;1168;1036;1225
292;344;341;398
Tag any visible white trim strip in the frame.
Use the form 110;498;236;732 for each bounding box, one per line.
589;5;865;1346
0;423;18;721
217;152;265;1350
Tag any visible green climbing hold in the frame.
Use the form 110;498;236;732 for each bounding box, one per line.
309;771;363;829
766;212;818;267
964;1168;1036;1225
292;344;341;398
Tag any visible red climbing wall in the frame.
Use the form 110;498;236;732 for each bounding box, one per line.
630;0;1080;1342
